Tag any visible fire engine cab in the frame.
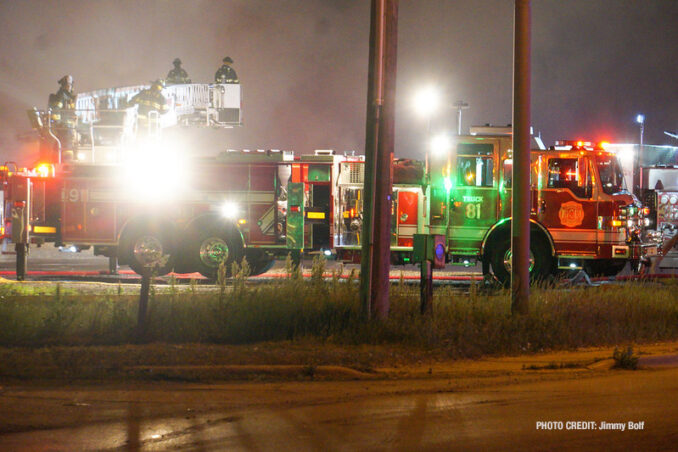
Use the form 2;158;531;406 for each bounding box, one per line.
426;127;657;285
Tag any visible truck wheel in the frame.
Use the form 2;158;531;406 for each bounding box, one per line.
119;222;175;276
188;224;243;280
246;250;275;276
490;235;553;287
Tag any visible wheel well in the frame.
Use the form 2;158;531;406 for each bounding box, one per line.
480;219;555;262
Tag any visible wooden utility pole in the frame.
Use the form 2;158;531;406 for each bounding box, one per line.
511;0;531;316
360;0;398;320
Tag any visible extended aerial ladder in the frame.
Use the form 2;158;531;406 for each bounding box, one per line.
27;82;242;165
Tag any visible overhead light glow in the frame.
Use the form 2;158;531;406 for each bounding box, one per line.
413;86;440;118
430;133;451;157
614;144;635;166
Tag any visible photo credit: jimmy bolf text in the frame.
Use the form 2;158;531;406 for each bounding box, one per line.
536;421;645;431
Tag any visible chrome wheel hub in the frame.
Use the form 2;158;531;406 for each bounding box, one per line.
503;249;535;273
133;235;165;267
199;237;229;268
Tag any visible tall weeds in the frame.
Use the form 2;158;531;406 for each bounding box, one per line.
0;279;676;358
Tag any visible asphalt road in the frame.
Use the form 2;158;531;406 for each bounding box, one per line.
1;365;677;451
0;243;485;283
1;242;676;284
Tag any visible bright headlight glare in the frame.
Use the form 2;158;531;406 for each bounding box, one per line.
119;142;187;202
221;201;239;218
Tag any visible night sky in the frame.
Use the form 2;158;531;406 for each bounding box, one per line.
1;0;676;165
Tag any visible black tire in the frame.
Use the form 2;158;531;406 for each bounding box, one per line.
245;249;275;276
489;234;554;287
119;221;175;276
186;222;243;280
249;257;275;276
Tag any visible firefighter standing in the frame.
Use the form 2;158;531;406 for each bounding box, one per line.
48;75;76;110
215;56;239;83
48;75;77;160
166;58;191;84
128;80;169;133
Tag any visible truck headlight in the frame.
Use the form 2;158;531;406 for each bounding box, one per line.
220;201;239;219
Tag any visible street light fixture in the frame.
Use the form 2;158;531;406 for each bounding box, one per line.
453;100;469;135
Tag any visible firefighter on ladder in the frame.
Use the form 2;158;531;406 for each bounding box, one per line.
215;56;239;83
128;80;169;134
48;75;77;160
166;58;191;84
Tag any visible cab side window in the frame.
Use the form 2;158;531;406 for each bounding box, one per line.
547;158;592;198
502;159;512;189
456;143;494;187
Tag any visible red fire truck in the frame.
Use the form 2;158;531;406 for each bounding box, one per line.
423;127;657;284
3;80;656;283
3;141;426;280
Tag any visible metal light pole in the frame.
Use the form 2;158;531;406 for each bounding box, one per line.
453;100;469;135
634;114;645;198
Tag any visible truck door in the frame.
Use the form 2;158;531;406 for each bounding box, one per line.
246;164;277;245
61;166;117;244
538;156;597;256
307;183;331;250
446;142;499;252
304;164;332;251
392;188;419;247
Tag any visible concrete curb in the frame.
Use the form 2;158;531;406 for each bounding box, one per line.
125;364;378;381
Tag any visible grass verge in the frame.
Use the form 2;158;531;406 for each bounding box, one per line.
1;272;677;355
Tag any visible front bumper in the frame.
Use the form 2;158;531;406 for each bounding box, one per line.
627;243;659;260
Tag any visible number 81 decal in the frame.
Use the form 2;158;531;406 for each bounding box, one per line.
465;203;482;219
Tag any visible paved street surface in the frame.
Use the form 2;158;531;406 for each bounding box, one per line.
2;243;677;284
0;244;486;284
1;355;677;451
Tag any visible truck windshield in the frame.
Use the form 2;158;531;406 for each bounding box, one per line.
596;155;626;195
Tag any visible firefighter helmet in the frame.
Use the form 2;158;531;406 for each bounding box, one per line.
151;79;165;91
222;56;233;64
58;75;73;86
173;58;182;65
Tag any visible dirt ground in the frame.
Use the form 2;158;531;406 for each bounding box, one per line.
1;342;678;451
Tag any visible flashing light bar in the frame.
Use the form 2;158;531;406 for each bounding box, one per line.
553;140;610;151
34;163;55;178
